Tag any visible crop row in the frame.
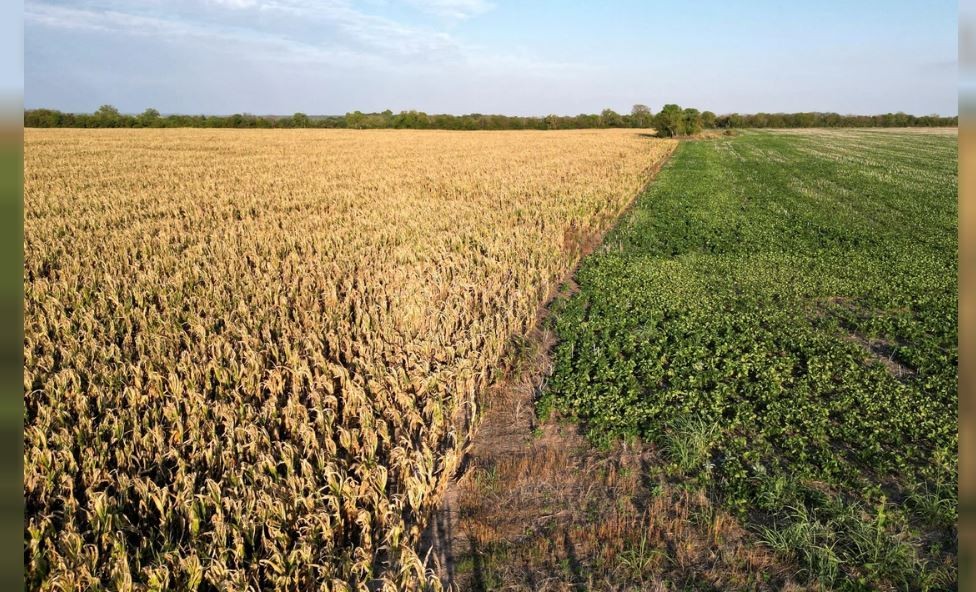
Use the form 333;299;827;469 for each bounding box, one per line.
24;128;676;590
543;130;958;589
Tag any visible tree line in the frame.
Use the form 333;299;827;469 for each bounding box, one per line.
24;104;957;134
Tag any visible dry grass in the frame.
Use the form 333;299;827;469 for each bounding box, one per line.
424;323;811;592
23;128;675;590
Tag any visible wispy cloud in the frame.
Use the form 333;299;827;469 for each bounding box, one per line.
25;0;566;72
25;1;454;65
203;0;465;57
402;0;494;20
25;0;596;113
208;0;259;8
25;1;389;68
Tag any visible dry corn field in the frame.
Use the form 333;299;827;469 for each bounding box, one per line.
23;128;676;590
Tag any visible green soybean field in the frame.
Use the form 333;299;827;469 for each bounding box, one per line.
541;129;958;589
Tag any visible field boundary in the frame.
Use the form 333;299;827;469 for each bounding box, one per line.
417;137;810;591
416;143;681;586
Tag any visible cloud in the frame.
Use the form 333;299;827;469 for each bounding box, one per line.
25;0;589;113
312;2;462;57
204;0;464;58
402;0;494;20
24;0;552;71
208;0;259;8
24;1;387;68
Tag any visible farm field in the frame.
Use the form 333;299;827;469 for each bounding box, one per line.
542;129;958;589
23;128;676;590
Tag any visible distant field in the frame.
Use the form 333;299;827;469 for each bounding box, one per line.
23;128;676;590
542;129;958;589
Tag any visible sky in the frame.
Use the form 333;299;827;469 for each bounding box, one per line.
23;0;959;116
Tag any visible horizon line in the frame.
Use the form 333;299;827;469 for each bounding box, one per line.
22;106;962;118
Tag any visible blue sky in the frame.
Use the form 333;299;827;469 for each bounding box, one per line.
24;0;959;115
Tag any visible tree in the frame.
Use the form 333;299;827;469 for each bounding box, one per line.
654;104;684;137
24;109;63;127
600;108;623;128
823;112;841;127
575;113;600;128
794;112;816;127
393;110;429;129
139;108;160;127
94;104;121;127
20;106;960;131
345;111;366;129
725;113;745;128
630;104;653;128
682;108;702;135
701;110;716;129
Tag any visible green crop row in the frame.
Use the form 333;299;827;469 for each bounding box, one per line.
541;130;958;590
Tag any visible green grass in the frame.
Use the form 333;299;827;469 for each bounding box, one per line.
540;130;958;589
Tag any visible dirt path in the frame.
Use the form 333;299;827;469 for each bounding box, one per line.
418;149;809;591
419;320;805;591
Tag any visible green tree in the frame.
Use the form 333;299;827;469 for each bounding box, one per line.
654;104;685;137
795;112;816;127
139;108;160;127
700;111;716;129
24;109;63;127
600;108;623;128
345;111;366;129
94;104;121;127
725;113;744;128
292;112;309;128
682;108;703;135
393;110;429;129
630;104;653;128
